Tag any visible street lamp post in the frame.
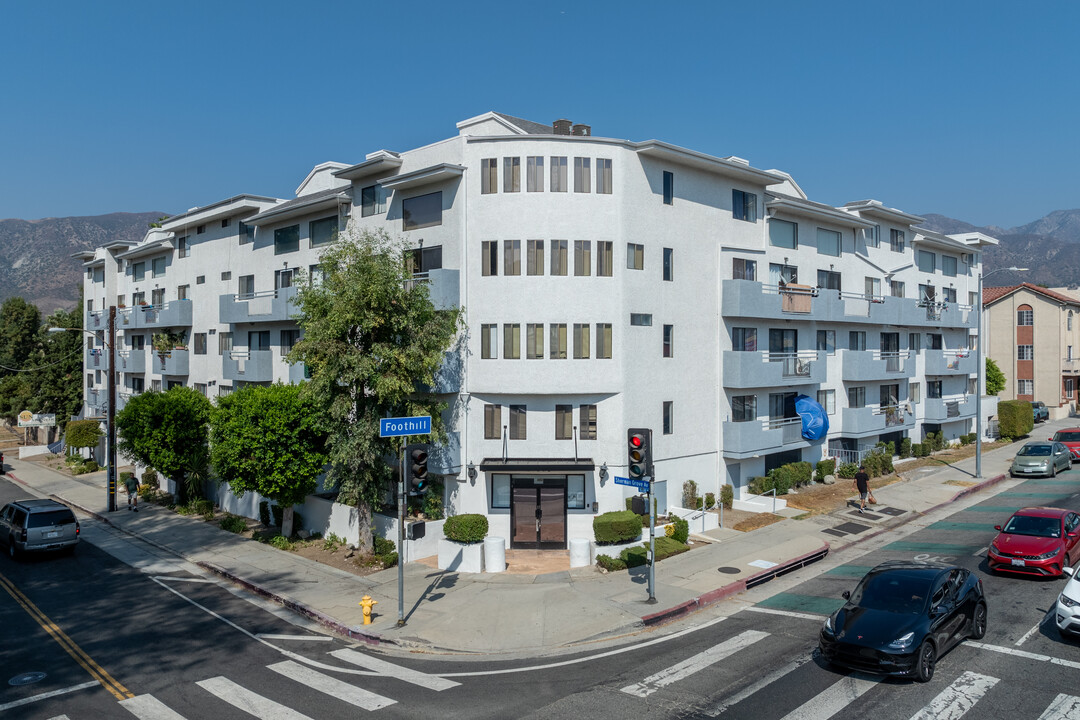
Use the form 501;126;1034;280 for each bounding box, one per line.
976;267;1027;478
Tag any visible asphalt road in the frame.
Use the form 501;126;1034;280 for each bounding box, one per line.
5;466;1080;720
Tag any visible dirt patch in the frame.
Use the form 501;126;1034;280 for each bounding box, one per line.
783;475;901;515
732;513;784;532
945;480;978;488
894;440;1010;472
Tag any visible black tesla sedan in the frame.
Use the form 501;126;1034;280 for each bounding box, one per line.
818;561;987;682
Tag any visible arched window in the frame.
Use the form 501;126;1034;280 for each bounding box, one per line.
1017;305;1033;326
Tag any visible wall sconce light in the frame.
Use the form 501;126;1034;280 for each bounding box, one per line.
467;461;477;483
599;463;608;481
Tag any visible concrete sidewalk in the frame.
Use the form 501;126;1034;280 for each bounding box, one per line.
1;432;1043;656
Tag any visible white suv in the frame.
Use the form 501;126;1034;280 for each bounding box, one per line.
0;499;80;559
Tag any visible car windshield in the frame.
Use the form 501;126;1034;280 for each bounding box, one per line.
1056;432;1080;442
1018;445;1053;456
850;572;931;614
26;510;76;528
1003;515;1061;538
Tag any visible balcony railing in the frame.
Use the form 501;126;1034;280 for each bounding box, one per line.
722;350;825;389
222;349;273;382
117;349;145;373
219;287;297;325
766;350;818;378
925;349;976;375
840;349;910;381
875;404;906;427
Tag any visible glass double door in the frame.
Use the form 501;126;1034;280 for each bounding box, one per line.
511;477;567;549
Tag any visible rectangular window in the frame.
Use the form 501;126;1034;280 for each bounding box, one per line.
239;221;255;244
151;379;161;392
663;401;673;434
732;395;756;422
549;240;569;276
194;383;207;397
482;241;498;276
195;276;205;285
573;157;591;193
402;192;442;231
132;262;145;281
484;404;501;439
596;323;612;359
152;256;166;277
580;404;597;440
1018;379;1034;395
308;265;325;287
817;270;841;291
917;250;936;273
769;263;798;285
627;243;644;270
770;219;798;249
503;324;521;359
573;323;590;359
663;325;673;358
848;386;866;408
1018;345;1034;360
503;157;520;193
890;280;906;298
177;285;189;300
274;225;300;255
817;389;836;415
630;313;653;326
509;405;526;440
310;217;337;247
151;288;165;306
221;218;231;228
178;236;188;258
597;241;613;277
556;405;573;440
526;323;544;359
920;284;937;304
910;382;921;404
574;241;591;276
849;331;866;351
942;255;957;277
361;185;386;217
275;268;296;289
481;158;497;194
816;329;835;354
281;329;300;354
550;156;568;192
663;248;673;281
596;159;612;194
968;377;978;395
733;258;757;281
928;333;943;350
1018;309;1033;325
943;287;957;303
863;225;880;248
249;330;270;351
733;327;757;352
817;228;841;256
1067;378;1075;399
928;380;943;399
663;171;673;205
865;277;881;300
130;376;144;392
131;291;145;306
193;333;207;355
491;474;510;508
890;229;905;252
218;332;233;355
481;324;497;359
527;156;544;192
503;240;521;276
196;225;205;235
527;240;544;276
732;190;757;222
405;246;442;276
549;324;567;359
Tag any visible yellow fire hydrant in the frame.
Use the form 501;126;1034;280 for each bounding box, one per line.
360;595;377;625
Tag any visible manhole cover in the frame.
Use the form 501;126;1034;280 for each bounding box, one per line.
9;672;46;686
717;566;740;574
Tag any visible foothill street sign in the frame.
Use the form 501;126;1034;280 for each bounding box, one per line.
379;415;431;438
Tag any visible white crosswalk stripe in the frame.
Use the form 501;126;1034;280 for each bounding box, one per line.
1040;693;1080;719
119;694;188;719
196;676;313;719
778;673;882;720
268;660;396;710
330;648;460;691
621;630;769;698
909;671;998;720
707;653;814;716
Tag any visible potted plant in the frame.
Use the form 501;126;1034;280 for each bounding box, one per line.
438;513;488;572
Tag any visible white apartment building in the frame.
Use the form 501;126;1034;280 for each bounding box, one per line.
78;112;997;550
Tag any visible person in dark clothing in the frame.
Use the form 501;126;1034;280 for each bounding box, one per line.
853;465;871;513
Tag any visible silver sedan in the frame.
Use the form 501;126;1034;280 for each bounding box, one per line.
1010;441;1072;478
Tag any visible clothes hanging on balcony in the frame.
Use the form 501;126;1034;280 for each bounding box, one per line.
794;394;829;441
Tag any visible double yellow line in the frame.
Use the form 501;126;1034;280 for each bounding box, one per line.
0;569;132;701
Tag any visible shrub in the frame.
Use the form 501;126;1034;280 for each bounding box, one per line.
422;480;445;520
998;400;1034;440
960;433;973;446
191;499;214;520
791;461;813;486
900;438;912;458
220;515;246;533
670;516;689;544
141;468;160;491
816;459;836;480
268;535;293;551
374;536;398;567
259;501;271;527
705;492;716;509
443;513;489;543
720;484;733;509
594;510;642;544
597;554;627;571
621;536;691;567
322;532;346;551
137;484;157;501
682;480;699;510
837;462;858;479
66;419;102;449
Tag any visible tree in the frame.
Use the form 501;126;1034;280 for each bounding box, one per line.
29;306;84;431
115;386;212;505
210;384;328;538
985;358;1006;396
288;227;463;551
65;419;102;450
0;297;42;380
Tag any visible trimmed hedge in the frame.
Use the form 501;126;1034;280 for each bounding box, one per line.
670;517;689;544
720;484;733;509
998;400;1034;440
443;513;489;543
815;459;836;480
594;510;642;544
748;461;814;496
837;462;858;479
622;537;691;568
65;419;102;449
900;438;912;458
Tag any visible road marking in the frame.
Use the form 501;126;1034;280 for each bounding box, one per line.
0;682;98;713
621;629;769;698
745;606;825;621
972;547;987;557
197;676;313;719
1038;693;1080;719
45;716;71;720
256;634;333;642
885;541;982;555
330;649;460;691
707;652;813;715
778;673;882;720
1016;608;1054;646
998;492;1064;498
268;660;395;710
0;571;132;701
755;592;842;616
823;565;873;578
908;671;998;720
963;506;1024;513
927;521;994;532
150;576;216;584
967;641;1080;669
119;694;188;719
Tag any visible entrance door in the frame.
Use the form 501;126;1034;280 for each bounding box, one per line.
510;477;567;549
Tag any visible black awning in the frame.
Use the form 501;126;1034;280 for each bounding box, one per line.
479;457;596;473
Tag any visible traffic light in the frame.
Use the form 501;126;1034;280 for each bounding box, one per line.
408;444;429;493
627;428;653;480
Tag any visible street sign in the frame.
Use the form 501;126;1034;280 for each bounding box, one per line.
18;412;56;428
379;415;431;438
614;475;650;492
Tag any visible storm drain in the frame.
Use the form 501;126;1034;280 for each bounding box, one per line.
9;672;46;686
830;522;872;535
717;566;740;574
875;506;907;517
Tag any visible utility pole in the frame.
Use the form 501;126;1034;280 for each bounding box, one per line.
107;306;117;512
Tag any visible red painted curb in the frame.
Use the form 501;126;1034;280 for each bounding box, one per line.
948;473;1009;503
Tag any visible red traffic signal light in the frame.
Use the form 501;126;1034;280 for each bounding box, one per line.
627;428;652;480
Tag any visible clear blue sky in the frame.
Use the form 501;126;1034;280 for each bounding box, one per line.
2;0;1076;229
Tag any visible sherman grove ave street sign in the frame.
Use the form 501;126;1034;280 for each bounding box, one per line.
379;416;432;438
613;475;650;492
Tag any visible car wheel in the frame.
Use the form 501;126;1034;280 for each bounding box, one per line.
1053;463;1059;477
971;602;988;639
915;640;936;683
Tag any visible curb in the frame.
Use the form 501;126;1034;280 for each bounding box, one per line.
948;472;1009;503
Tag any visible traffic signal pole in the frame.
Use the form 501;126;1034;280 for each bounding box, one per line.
647;475;656;604
397;440;406;627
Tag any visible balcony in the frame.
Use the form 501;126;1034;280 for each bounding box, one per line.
1063;358;1080;374
404;268;460;311
925;349;977;376
152;349;189;376
222;350;273;383
722;350;825;389
839;405;914;438
87;349;107;370
840;350;911;381
87;310;106;330
117;350;145;373
220;287;298;325
923;396;975;422
722;416;810;459
118;301;193;330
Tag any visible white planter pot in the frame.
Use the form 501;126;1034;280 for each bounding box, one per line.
438;538;484;573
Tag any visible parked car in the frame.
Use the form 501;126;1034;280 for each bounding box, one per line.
987;507;1080;577
1010;441;1071;478
1051;428;1080;462
1056;566;1080;635
1033;401;1050;423
818;561;986;682
0;499;80;559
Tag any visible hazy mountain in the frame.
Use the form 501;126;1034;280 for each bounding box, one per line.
0;212;166;313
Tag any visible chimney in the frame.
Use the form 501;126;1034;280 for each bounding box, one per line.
553;119;572;135
571;123;591;136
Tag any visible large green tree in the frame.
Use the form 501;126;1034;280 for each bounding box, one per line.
210;383;328;537
985;357;1006;396
0;297;42;379
288;227;462;550
115;386;212;505
29;307;85;430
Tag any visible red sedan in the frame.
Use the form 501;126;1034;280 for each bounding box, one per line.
1051;428;1080;462
988;507;1080;577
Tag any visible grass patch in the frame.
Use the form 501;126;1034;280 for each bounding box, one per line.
732;513;784;532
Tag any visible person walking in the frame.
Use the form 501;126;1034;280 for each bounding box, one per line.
853;465;871;514
125;473;140;512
